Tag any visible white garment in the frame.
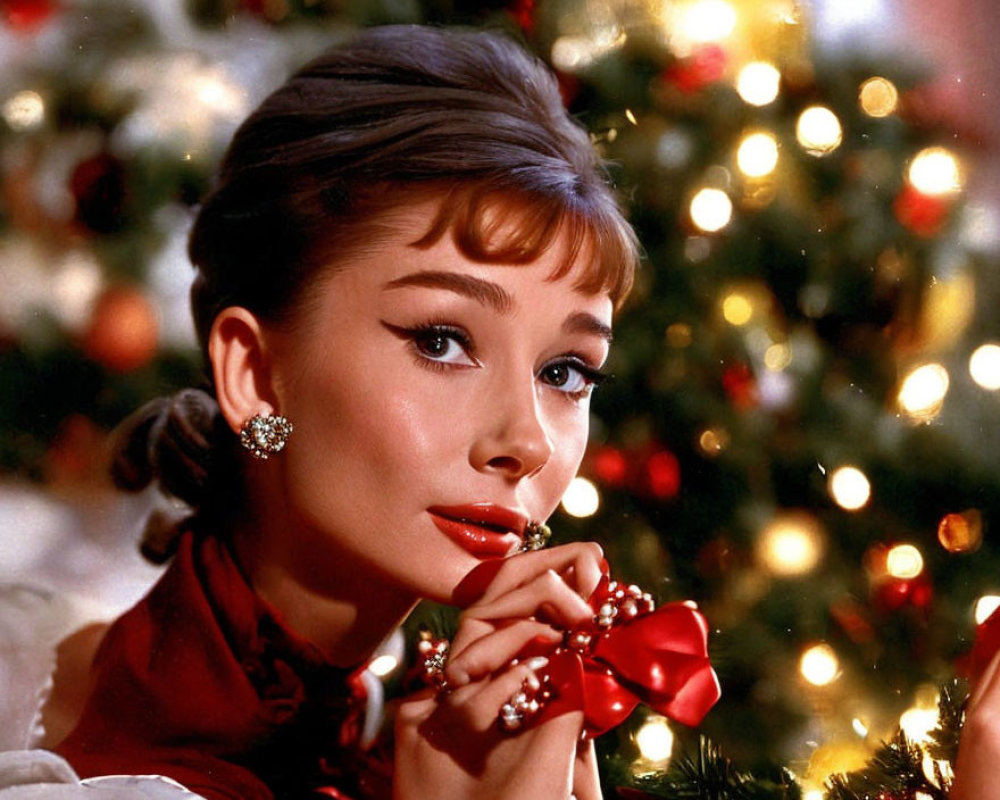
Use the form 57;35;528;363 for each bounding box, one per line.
0;585;202;799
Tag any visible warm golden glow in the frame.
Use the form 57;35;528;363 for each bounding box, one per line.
737;132;779;178
722;292;753;326
938;510;983;553
698;427;729;456
635;715;674;762
899;706;939;744
975;595;1000;625
859;77;899;118
898;363;950;420
800;643;839;686
908;147;963;195
886;544;923;579
551;26;626;71
970;343;1000;390
679;0;738;43
666;322;693;348
796;106;843;156
561;477;600;517
736;62;781;106
828;466;871;511
758;512;824;577
764;342;792;371
690;188;733;232
2;90;45;131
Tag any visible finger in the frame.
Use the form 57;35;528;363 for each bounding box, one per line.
572;739;602;800
461;659;549;733
465;568;595;629
971;649;1000;710
446;619;561;686
460;542;605;606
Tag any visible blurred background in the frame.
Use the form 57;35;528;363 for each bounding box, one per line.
1;0;998;795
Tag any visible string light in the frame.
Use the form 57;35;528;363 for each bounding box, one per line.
2;90;45;131
721;292;753;325
828;466;871;511
561;477;600;517
899;706;939;744
897;363;950;421
757;512;824;577
886;544;923;579
690;188;733;232
736;62;781;106
800;643;840;686
975;595;1000;625
796;106;842;156
551;25;626;71
737;132;779;178
969;343;1000;390
764;342;792;371
858;77;898;117
852;718;869;738
634;715;674;762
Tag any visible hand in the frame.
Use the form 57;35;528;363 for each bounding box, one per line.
394;542;606;800
952;650;1000;800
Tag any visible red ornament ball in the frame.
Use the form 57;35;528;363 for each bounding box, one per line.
590;446;628;487
82;286;159;372
645;450;681;499
893;184;951;237
1;0;59;32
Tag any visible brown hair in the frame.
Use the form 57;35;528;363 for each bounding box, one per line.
116;24;639;560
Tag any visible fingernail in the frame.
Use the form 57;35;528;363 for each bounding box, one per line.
526;656;549;671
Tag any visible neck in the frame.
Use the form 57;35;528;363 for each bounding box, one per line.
228;514;418;668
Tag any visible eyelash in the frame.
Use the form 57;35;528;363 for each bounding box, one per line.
382;321;610;400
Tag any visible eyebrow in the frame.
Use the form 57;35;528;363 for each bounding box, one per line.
383;271;513;314
563;311;613;342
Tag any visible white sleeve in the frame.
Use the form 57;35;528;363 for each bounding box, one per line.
0;751;205;799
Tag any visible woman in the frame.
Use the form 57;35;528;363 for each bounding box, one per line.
1;24;717;799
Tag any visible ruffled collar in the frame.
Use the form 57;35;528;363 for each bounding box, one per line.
56;530;386;799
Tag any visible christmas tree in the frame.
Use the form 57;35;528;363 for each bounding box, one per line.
2;0;998;796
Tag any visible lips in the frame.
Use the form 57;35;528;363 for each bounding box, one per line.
427;503;528;558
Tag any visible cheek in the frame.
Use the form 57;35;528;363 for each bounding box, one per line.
540;406;591;509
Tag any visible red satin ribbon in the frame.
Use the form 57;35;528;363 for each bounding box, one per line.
455;564;720;738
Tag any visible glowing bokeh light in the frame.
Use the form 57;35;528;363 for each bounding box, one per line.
969;343;1000;390
908;147;963;195
736;62;781;106
975;595;1000;625
722;292;753;325
859;77;899;117
764;343;792;371
635;715;674;761
737;132;779;178
368;654;399;677
852;718;869;738
690;187;733;232
800;643;840;686
561;477;600;517
2;90;45;131
899;707;939;744
698;427;729;456
796;106;843;156
828;466;871;511
680;0;738;43
757;512;824;577
886;544;923;579
938;510;982;553
898;363;950;420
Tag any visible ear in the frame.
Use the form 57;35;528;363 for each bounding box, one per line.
208;307;276;435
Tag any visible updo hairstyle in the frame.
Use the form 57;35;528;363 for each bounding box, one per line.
112;24;639;562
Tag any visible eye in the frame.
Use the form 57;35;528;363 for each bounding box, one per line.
382;322;479;368
538;358;609;399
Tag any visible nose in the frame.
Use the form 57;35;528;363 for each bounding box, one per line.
469;379;554;480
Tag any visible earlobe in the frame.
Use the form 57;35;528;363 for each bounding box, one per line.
208;307;275;435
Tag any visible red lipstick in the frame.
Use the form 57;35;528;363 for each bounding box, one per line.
428;503;528;558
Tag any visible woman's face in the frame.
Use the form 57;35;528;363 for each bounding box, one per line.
262;205;613;607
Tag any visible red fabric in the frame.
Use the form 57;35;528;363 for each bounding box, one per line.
56;531;380;799
456;564;720;738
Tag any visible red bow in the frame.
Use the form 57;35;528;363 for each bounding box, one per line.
535;574;719;737
454;564;720;738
